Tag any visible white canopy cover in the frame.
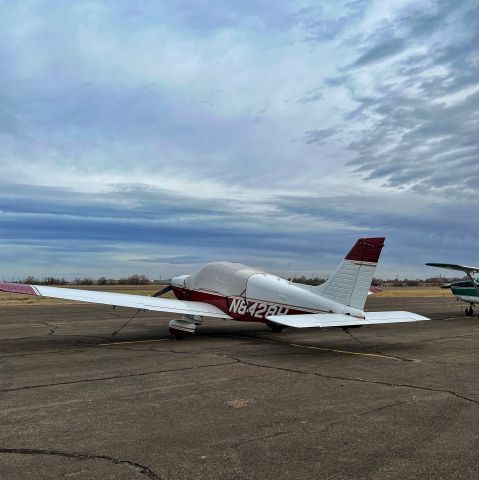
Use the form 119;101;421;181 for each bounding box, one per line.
185;262;263;296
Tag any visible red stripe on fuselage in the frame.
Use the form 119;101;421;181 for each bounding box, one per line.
172;286;320;323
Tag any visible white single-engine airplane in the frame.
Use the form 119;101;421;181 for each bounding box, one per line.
0;237;429;337
426;262;479;316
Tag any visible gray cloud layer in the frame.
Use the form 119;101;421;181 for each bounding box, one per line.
338;0;479;193
1;0;478;279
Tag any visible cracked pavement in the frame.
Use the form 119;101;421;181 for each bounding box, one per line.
0;296;478;479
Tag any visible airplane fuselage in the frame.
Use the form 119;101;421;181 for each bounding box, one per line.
449;281;479;304
171;272;364;324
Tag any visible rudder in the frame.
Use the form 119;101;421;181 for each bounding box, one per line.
315;237;385;310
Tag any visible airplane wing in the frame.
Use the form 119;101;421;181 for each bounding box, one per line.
426;263;479;297
426;263;479;274
267;311;429;328
0;282;232;319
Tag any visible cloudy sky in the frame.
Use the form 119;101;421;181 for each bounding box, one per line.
1;0;478;281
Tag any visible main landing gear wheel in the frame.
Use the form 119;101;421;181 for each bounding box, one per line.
268;323;285;333
168;318;198;339
465;306;474;316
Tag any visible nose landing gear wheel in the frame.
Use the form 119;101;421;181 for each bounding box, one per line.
465;306;474;316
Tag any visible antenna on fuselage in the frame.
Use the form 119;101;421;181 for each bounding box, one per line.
278;261;292;280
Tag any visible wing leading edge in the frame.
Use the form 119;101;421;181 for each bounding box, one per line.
426;263;479;274
267;311;429;328
0;282;232;319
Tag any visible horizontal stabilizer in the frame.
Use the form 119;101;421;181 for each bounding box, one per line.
267;311;429;328
0;282;231;319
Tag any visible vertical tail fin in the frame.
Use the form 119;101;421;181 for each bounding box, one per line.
315;237;385;310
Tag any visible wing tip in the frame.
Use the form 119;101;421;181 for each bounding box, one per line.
0;281;39;296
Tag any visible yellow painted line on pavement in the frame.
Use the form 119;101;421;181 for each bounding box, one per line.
99;338;169;346
99;335;399;360
288;342;399;360
240;335;399;360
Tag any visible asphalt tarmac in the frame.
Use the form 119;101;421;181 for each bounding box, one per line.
0;296;478;479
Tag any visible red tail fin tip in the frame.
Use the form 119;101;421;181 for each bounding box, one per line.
345;237;385;263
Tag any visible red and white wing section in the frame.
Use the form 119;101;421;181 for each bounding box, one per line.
0;282;232;319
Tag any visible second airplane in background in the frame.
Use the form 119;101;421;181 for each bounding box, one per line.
426;262;479;316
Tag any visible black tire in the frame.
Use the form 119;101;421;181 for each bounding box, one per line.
465;307;474;316
169;329;184;340
268;323;285;333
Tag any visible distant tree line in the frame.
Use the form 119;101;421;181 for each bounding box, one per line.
16;274;164;285
13;274;466;287
377;276;466;287
289;275;466;287
21;276;69;285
